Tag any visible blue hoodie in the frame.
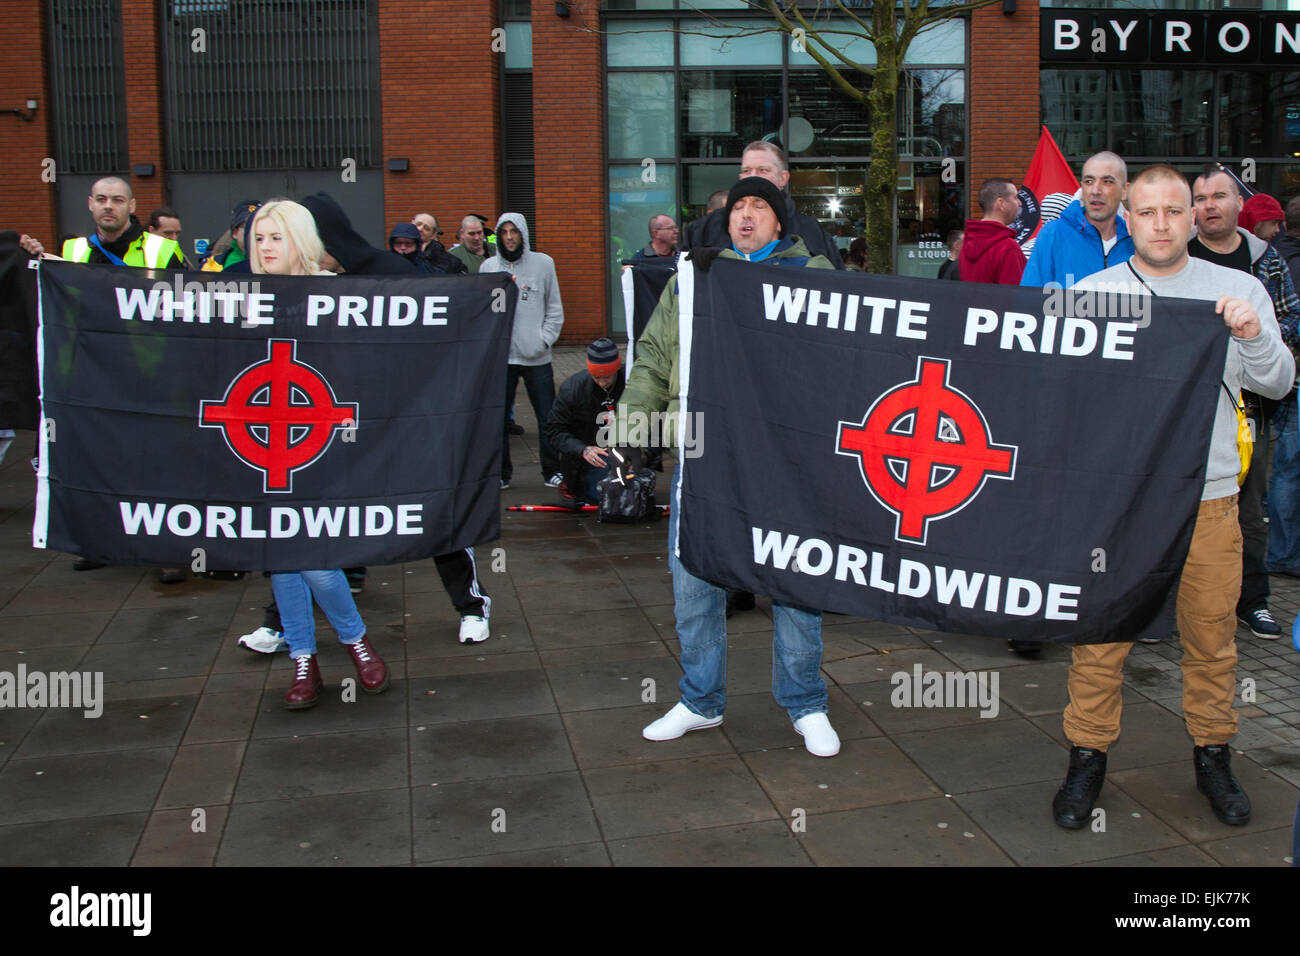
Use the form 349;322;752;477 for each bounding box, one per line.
1020;198;1134;289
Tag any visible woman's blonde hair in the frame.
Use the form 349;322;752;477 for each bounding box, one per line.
249;199;324;275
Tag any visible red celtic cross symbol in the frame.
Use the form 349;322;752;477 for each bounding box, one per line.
200;339;358;493
837;357;1017;546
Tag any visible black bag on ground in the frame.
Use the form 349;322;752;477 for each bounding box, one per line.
597;466;658;523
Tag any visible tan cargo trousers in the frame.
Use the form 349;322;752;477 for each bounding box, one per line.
1064;495;1242;750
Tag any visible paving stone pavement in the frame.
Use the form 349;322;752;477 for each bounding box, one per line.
0;347;1297;866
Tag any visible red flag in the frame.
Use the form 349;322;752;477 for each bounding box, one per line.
1012;126;1080;251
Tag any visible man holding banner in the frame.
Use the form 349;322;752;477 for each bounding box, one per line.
1053;165;1294;830
623;176;843;758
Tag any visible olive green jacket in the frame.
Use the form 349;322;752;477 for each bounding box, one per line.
618;237;833;449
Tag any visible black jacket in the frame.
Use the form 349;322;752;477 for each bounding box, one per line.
301;193;417;275
417;239;468;275
543;367;626;489
679;195;845;268
1274;233;1300;288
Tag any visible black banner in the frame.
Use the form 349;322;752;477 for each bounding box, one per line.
624;260;675;351
676;260;1229;644
0;232;40;430
34;261;514;570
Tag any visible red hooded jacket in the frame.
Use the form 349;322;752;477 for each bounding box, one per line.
959;219;1026;285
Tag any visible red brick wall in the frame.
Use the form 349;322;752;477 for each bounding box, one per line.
969;4;1041;217
121;1;165;217
377;2;502;255
0;1;56;246
531;8;605;345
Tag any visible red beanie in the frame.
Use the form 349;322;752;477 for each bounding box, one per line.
1241;194;1284;234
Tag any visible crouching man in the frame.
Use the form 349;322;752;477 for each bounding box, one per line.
618;176;842;756
542;338;625;505
1054;165;1295;829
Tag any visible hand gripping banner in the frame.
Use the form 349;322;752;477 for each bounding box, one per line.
33;262;514;570
675;259;1229;643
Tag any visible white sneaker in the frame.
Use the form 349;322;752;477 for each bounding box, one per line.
642;701;723;741
546;473;564;487
793;712;840;757
238;626;287;654
458;595;491;644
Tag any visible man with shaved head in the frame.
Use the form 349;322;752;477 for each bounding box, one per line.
1052;164;1293;831
1022;150;1134;289
449;214;490;274
21;176;184;268
629;214;678;262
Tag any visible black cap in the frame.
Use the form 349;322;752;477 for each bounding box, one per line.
724;177;789;239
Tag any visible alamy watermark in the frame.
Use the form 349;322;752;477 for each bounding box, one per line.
597;409;704;459
890;663;999;718
0;666;103;718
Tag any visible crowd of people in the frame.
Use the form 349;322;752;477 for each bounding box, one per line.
10;138;1300;838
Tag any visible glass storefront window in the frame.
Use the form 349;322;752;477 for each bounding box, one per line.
609;72;675;158
606;18;674;66
896;161;965;277
788;19;878;68
904;20;965;65
1040;69;1106;157
608;163;678;334
680;69;783;157
682;163;738;224
680;29;782;67
1110;70;1212;157
903;69;964;158
1220;72;1300;160
786;70;872;157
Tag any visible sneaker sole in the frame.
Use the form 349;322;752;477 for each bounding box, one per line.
238;640;287;655
643;716;723;741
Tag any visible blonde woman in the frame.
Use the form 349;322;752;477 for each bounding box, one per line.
249;200;388;708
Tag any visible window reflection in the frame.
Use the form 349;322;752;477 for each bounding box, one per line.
680;70;783;158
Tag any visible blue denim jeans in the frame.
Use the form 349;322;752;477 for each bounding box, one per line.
1267;394;1300;574
667;469;827;722
271;570;366;657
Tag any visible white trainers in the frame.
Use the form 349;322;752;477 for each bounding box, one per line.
546;473;564;487
793;712;840;757
458;595;491;644
642;701;723;741
238;625;287;654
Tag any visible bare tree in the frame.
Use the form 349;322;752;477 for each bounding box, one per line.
758;1;1002;273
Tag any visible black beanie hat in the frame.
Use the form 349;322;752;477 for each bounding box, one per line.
724;177;789;238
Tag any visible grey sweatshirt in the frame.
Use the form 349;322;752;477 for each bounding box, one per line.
1076;256;1295;501
479;213;565;367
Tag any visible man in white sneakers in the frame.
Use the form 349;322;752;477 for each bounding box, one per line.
620;176;840;757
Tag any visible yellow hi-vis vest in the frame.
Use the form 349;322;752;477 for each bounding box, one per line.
61;232;179;268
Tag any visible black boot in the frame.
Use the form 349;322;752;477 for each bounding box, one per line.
1009;639;1042;657
724;589;755;619
1194;744;1252;825
1052;746;1107;829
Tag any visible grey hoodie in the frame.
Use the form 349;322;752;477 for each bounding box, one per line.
479;213;565;367
1076;256;1294;501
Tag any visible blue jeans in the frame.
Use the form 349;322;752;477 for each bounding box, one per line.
666;469;827;722
271;570;366;657
502;363;559;481
1267;394;1300;573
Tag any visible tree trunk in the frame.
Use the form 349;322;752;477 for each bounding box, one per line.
865;45;899;275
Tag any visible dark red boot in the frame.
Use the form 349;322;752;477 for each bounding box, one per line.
346;638;389;694
284;654;323;710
